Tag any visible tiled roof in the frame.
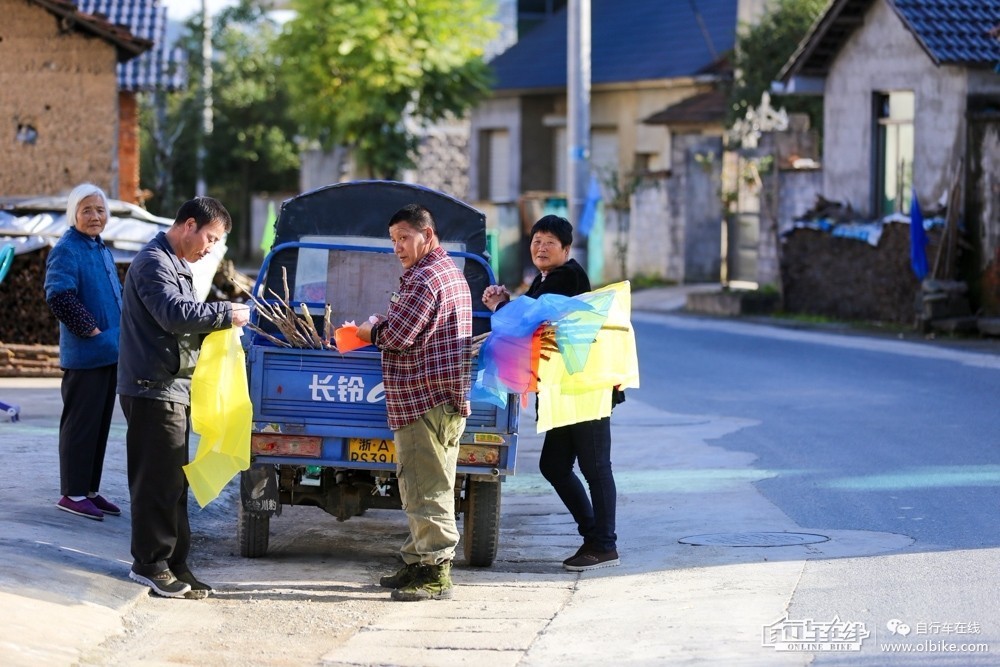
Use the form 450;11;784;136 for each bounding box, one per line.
642;89;728;126
489;0;738;92
780;0;1000;81
29;0;151;61
75;0;185;91
892;0;1000;65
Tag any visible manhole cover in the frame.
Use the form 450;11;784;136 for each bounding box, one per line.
678;532;830;547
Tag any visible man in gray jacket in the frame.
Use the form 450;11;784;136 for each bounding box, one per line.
118;197;250;599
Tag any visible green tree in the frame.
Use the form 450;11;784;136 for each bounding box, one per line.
728;0;826;129
141;0;299;258
276;0;497;179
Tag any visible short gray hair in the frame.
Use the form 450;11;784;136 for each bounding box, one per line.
66;183;110;224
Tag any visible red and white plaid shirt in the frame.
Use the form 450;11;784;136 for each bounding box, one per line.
375;246;472;430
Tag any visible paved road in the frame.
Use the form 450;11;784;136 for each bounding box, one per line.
2;285;998;665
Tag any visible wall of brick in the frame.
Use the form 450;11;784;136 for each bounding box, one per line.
118;92;139;203
0;0;118;197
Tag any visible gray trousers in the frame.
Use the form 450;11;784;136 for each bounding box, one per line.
394;404;465;565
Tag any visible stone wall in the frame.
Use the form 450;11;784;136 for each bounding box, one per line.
0;0;119;197
671;134;723;283
413;119;471;201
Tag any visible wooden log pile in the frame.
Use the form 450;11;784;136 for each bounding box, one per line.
0;247;61;346
780;221;942;325
0;343;61;377
0;244;257;376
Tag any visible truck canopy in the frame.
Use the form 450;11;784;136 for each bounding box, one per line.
257;181;493;338
272;180;486;253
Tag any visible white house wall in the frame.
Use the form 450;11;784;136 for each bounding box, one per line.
967;67;1000;97
823;0;969;213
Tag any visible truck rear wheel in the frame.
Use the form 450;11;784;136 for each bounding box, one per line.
463;478;501;567
238;500;270;558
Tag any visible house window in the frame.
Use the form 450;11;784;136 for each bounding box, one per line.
478;129;511;202
873;91;914;216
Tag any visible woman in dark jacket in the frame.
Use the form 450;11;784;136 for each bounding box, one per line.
483;215;619;571
44;183;123;521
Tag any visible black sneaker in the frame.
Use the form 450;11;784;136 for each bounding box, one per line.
562;542;594;566
129;569;191;598
563;548;620;572
379;562;422;589
176;570;213;599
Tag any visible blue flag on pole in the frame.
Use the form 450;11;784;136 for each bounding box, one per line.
910;188;929;280
578;174;602;238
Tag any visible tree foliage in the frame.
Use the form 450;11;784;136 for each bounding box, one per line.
728;0;826;128
275;0;497;179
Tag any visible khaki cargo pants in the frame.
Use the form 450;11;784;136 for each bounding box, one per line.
394;403;465;566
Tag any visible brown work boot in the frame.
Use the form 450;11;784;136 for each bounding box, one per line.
390;562;454;601
379;562;421;589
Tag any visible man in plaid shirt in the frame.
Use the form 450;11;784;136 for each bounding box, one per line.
358;203;472;601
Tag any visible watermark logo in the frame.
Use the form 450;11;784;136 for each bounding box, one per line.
880;618;989;654
886;619;911;636
763;616;870;652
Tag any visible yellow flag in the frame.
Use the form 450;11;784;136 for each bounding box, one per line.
184;328;252;507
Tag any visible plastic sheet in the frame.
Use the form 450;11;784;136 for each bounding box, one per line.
184;328;252;507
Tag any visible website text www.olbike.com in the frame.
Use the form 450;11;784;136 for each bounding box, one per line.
879;640;990;654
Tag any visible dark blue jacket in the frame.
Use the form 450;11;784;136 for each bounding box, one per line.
44;228;122;369
117;232;233;404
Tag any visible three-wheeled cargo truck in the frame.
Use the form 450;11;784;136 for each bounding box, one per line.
238;181;518;566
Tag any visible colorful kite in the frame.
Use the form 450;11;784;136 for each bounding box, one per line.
471;281;639;431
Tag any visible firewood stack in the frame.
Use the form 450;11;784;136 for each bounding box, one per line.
0;342;61;377
0;248;60;346
0;245;256;377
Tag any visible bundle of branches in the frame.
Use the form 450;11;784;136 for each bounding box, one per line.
234;267;335;350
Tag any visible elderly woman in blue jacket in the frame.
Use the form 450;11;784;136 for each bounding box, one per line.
44;183;123;521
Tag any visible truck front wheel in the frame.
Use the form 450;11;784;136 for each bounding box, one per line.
462;478;501;567
238;500;270;558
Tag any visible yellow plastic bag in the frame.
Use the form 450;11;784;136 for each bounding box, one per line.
184;328;252;507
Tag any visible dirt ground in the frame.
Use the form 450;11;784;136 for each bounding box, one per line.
80;491;411;666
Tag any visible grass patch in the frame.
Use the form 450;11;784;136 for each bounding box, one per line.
630;274;677;290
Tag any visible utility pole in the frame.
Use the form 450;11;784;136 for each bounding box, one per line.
196;0;213;197
567;0;591;270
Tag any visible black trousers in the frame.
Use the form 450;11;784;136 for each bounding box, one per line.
59;365;117;497
538;416;618;552
120;395;192;577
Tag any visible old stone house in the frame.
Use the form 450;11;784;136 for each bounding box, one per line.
0;0;151;199
776;0;1000;319
779;0;1000;216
